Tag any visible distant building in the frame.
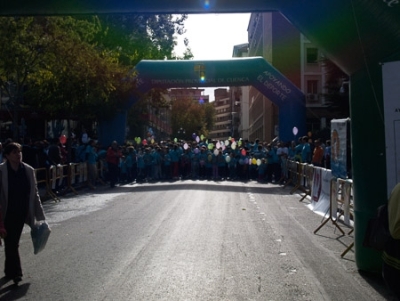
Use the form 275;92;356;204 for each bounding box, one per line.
231;43;250;140
247;12;330;143
168;88;209;104
209;88;232;140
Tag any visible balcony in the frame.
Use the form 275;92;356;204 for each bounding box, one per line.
306;93;321;105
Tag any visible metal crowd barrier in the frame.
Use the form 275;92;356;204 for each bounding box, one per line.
69;162;87;192
35;161;107;202
286;161;314;202
35;167;60;202
313;177;354;257
314;178;346;235
283;160;354;258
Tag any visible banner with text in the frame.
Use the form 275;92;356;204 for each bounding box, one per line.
331;118;350;179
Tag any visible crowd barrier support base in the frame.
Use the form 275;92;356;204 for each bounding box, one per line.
313;178;346;236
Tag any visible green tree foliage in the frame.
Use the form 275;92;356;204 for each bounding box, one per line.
95;14;191;65
0;14;192;138
0;17;53;138
24;16;132;121
170;97;214;141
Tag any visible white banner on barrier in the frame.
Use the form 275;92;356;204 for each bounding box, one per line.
311;167;322;202
307;167;332;216
331;118;349;179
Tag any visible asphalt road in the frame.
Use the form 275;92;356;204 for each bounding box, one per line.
0;180;396;300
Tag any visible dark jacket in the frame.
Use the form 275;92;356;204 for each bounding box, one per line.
0;162;46;228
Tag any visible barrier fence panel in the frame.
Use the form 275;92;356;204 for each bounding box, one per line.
69;162;89;193
314;178;346;235
299;163;314;202
313;177;355;258
283;160;297;188
289;161;313;202
290;162;303;194
48;164;71;200
35;167;60;202
337;178;354;257
281;161;355;258
34;160;110;201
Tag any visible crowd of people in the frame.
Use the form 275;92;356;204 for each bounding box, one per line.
43;135;332;187
0;133;334;190
0;134;333;189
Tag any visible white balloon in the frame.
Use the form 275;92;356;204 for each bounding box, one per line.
292;126;298;136
184;143;189;150
214;149;219;156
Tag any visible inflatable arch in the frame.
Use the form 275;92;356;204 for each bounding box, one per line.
99;57;306;145
98;57;306;144
2;0;400;273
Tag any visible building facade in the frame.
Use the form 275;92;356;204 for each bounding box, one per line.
209;88;233;140
247;12;329;143
231;43;250;141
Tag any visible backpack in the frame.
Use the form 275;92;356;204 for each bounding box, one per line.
363;204;391;252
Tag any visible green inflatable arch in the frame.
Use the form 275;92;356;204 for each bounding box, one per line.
2;0;400;273
133;57;306;143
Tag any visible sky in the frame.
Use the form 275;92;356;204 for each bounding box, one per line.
174;13;251;101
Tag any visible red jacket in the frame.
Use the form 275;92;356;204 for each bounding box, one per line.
106;147;122;165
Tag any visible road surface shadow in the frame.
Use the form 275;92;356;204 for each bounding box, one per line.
358;270;398;301
0;277;30;301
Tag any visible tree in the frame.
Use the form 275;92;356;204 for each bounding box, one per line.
0;14;192;141
0;17;53;139
25;17;134;122
170;97;213;141
95;14;192;65
95;14;193;137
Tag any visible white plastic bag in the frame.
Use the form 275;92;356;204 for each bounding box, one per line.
31;221;51;255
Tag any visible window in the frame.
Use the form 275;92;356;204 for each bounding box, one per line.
307;80;318;94
307;80;319;102
306;47;318;64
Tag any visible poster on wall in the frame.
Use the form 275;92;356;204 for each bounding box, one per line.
382;60;400;196
331;118;350;179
